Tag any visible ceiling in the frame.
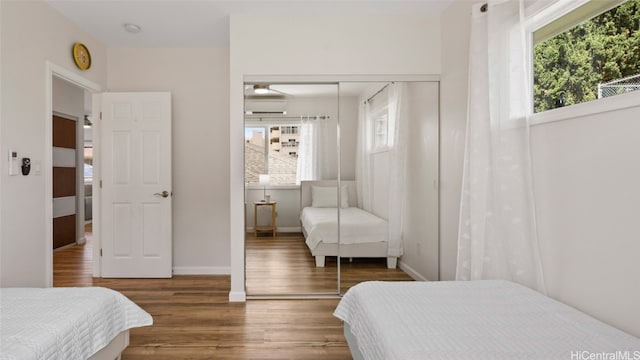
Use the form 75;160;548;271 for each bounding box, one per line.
46;0;454;48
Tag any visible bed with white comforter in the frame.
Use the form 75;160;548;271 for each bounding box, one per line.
300;180;395;268
334;280;640;360
0;287;152;360
300;207;387;250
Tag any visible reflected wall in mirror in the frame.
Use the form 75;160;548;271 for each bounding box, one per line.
244;83;340;296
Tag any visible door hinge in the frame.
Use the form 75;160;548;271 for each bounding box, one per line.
100;180;102;188
99;112;102;120
100;248;103;257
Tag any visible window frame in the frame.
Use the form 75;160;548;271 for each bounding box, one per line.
526;0;640;124
369;101;393;153
244;122;301;186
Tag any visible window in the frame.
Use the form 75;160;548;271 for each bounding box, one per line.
367;85;394;151
280;126;298;135
373;113;388;149
245;125;300;185
533;0;640;113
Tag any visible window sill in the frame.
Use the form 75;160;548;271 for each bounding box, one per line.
246;184;300;191
530;91;640;126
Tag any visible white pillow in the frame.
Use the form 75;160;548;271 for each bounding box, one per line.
311;185;349;208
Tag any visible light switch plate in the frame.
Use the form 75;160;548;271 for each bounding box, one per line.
8;149;19;176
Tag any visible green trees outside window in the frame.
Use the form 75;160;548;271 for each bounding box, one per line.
534;0;640;112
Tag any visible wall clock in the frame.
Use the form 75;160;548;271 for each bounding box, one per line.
72;42;91;70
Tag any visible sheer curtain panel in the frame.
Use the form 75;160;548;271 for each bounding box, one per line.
296;117;326;184
386;83;408;258
456;0;546;293
355;101;373;211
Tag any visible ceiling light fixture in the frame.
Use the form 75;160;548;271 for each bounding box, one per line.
124;23;142;34
253;84;269;95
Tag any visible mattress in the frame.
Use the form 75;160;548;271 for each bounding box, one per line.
334;280;640;360
300;207;388;250
0;287;153;360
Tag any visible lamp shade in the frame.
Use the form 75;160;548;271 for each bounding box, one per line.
254;84;269;94
259;174;270;185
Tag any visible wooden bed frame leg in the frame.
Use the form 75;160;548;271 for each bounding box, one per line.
315;256;325;267
387;257;397;269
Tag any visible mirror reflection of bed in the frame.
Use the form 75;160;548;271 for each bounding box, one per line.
244;81;439;296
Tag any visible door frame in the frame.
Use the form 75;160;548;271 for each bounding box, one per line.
45;62;102;287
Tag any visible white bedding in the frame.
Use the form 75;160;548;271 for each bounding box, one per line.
334;280;640;360
300;207;387;250
0;287;153;360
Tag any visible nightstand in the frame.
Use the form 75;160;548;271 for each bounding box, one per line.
254;201;277;237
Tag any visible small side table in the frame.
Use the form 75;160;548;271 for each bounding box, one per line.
254;201;277;237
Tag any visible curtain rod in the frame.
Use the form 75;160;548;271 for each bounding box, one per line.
365;82;392;104
246;115;330;121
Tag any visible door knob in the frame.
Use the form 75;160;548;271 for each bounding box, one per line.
154;191;170;198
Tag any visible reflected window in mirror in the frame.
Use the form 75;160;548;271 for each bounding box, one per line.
245;124;301;185
368;87;394;152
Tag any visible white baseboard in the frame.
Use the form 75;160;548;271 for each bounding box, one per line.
398;260;429;281
172;266;231;275
76;236;86;245
53;243;76;252
229;291;246;302
276;227;301;233
246;227;301;233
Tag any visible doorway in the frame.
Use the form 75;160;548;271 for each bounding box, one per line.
51;75;94;285
46;62;102;287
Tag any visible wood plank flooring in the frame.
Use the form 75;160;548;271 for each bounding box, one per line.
246;232;412;294
53;227;413;359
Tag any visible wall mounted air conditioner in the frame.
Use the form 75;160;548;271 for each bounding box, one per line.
244;99;288;115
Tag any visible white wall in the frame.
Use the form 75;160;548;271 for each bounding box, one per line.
339;95;358;181
245;187;300;231
440;0;640;337
439;1;473;281
401;82;440;281
532;105;640;337
229;15;442;300
0;1;107;287
107;48;230;275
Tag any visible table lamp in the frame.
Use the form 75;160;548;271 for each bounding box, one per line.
259;174;270;202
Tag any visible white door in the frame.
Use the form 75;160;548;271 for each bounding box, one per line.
100;92;172;278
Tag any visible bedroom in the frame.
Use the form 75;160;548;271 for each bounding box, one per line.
1;0;639;358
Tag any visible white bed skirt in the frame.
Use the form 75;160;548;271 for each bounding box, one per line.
89;331;129;360
309;241;396;268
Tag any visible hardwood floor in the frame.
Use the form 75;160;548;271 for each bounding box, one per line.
53;227;413;359
246;232;413;294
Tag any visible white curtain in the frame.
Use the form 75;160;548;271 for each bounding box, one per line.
456;0;546;293
386;83;408;257
355;83;408;257
355;101;373;211
296;117;325;184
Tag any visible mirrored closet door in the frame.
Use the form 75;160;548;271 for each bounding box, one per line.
244;83;341;296
244;80;440;297
337;81;440;295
